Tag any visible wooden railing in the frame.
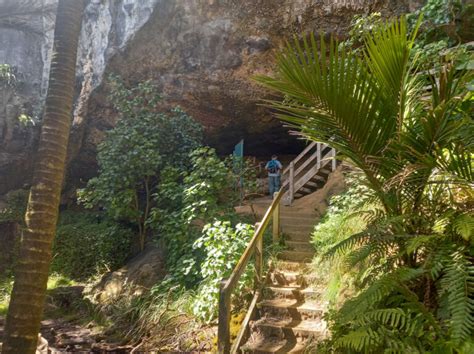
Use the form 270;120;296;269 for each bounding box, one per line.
217;141;337;352
282;141;336;205
217;189;284;353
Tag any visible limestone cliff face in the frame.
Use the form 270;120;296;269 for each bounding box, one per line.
0;0;418;194
0;0;159;193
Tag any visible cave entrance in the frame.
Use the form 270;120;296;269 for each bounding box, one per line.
207;120;306;166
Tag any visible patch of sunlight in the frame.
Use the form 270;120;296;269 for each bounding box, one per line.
0;278;13;316
47;273;76;289
0;274;75;317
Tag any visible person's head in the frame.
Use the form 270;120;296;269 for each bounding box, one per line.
271;155;277;160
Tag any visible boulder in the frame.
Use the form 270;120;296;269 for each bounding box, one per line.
90;246;166;303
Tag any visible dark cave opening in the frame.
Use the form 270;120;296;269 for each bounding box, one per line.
207;120;306;160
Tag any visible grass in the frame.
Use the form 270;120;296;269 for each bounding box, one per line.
0;273;76;317
0;277;13;316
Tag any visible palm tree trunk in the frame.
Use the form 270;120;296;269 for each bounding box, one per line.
2;1;85;353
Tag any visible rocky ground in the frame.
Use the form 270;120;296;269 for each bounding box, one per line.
0;313;131;353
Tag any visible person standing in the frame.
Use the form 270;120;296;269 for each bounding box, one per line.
265;155;283;197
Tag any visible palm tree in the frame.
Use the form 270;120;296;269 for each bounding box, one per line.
256;17;473;351
2;1;85;353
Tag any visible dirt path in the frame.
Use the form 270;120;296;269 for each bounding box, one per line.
0;316;131;353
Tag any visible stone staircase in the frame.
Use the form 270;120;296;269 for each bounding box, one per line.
241;204;328;353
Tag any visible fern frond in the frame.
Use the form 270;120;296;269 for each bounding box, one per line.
343;239;394;270
440;249;474;343
335;328;382;352
324;230;370;258
453;213;474;242
338;267;424;322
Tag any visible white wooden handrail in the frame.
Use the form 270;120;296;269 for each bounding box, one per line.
282;142;337;205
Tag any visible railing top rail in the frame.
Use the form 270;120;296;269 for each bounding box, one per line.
281;143;329;188
281;141;317;176
221;188;285;293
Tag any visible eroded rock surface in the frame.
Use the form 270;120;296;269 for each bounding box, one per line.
90;246;166;304
0;0;419;194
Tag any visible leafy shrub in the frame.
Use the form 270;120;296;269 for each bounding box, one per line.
52;211;132;280
310;172;371;304
312;173;371;254
78;76;203;250
151;147;237;286
192;221;254;322
0;189;28;224
224;155;262;200
0;277;13;316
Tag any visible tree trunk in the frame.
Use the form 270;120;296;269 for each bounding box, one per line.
2;1;85;353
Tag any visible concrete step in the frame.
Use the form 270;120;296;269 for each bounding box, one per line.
283;232;313;242
279;208;317;217
310;174;326;182
285;241;314;253
264;286;320;300
268;270;305;287
279;250;314;263
242;337;306;354
279;215;318;223
281;224;314;233
258;299;324;320
318;168;331;175
252;318;326;339
273;261;308;271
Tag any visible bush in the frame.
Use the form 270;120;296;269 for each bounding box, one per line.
0;189;28;224
151;147;237;287
52;212;132;280
78;76;203;250
311;172;370;303
192;221;255;322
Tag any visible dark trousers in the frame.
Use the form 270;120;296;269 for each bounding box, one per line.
268;175;281;196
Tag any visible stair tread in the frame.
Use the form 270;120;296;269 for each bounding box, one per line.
266;286;318;295
279;250;314;261
255;317;326;333
273;261;308;270
286;240;312;246
285;241;314;253
243;337;306;353
260;299;323;311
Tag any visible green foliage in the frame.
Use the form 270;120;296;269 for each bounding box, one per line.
224;155;261;200
0;277;13;316
150;147;236;285
0;64;16;87
257;15;473;353
78;76;203;249
311;172;371;303
312;174;371;253
340;12;383;51
192;221;254;322
408;0;463;44
52;211;132;280
407;1;474;71
149;147;257;322
17;113;36;127
0;189;28;224
0;273;75;317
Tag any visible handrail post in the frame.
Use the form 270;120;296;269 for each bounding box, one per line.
289;161;295;205
255;222;263;289
272;192;280;244
218;279;231;354
331;149;336;171
316;142;321;170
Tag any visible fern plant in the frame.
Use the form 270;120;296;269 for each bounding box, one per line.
256;15;473;353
